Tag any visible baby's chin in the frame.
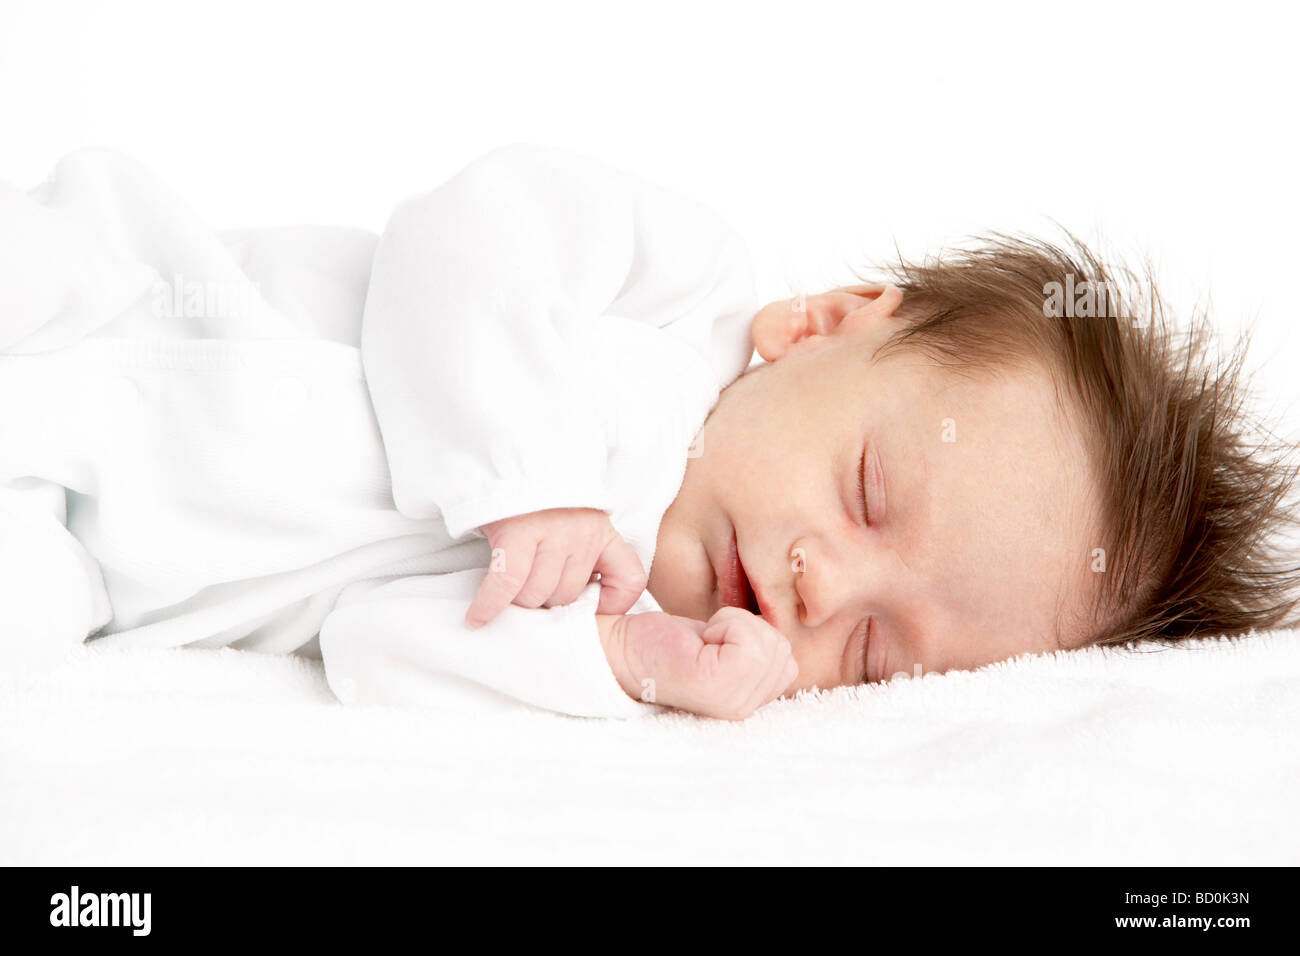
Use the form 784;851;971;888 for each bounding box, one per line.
645;567;699;620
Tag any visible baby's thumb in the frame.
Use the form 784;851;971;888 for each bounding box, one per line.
593;536;648;614
699;610;741;645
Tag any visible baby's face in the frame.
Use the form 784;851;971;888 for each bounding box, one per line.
648;292;1102;692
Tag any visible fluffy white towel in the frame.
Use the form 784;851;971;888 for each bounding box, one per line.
1;631;1295;865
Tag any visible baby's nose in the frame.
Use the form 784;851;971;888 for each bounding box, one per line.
791;547;863;630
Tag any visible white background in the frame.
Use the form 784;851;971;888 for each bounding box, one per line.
2;0;1297;418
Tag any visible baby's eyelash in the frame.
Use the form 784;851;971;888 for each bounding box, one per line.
856;452;869;523
858;617;873;682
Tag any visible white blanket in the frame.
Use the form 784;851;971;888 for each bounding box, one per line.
2;631;1296;865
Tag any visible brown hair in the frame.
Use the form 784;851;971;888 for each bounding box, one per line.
856;233;1300;646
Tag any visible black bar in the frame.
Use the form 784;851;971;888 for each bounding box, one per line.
2;866;1288;945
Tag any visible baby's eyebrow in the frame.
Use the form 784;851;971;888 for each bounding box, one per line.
903;427;936;541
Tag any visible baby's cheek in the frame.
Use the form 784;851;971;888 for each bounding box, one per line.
783;637;845;692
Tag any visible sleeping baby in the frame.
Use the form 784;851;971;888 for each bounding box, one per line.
1;145;1295;719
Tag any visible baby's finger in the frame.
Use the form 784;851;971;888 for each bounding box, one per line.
513;548;565;609
699;605;748;644
545;558;596;608
758;645;799;706
592;535;648;614
776;655;799;697
466;537;537;628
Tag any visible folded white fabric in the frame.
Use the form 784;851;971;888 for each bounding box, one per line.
1;628;1294;865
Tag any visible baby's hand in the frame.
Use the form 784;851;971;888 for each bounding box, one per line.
466;507;647;628
601;607;799;720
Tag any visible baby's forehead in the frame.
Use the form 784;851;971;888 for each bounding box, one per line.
895;351;1084;449
886;359;1102;643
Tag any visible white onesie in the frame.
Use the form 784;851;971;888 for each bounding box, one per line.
0;144;757;717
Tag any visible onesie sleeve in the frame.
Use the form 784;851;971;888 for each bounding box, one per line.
360;144;758;539
317;570;660;718
0;160;155;355
0;479;113;660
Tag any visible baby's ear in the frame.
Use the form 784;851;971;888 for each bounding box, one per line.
751;284;902;362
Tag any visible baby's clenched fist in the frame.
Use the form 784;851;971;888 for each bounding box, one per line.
599;607;799;720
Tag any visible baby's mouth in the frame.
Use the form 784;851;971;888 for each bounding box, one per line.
716;530;758;615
